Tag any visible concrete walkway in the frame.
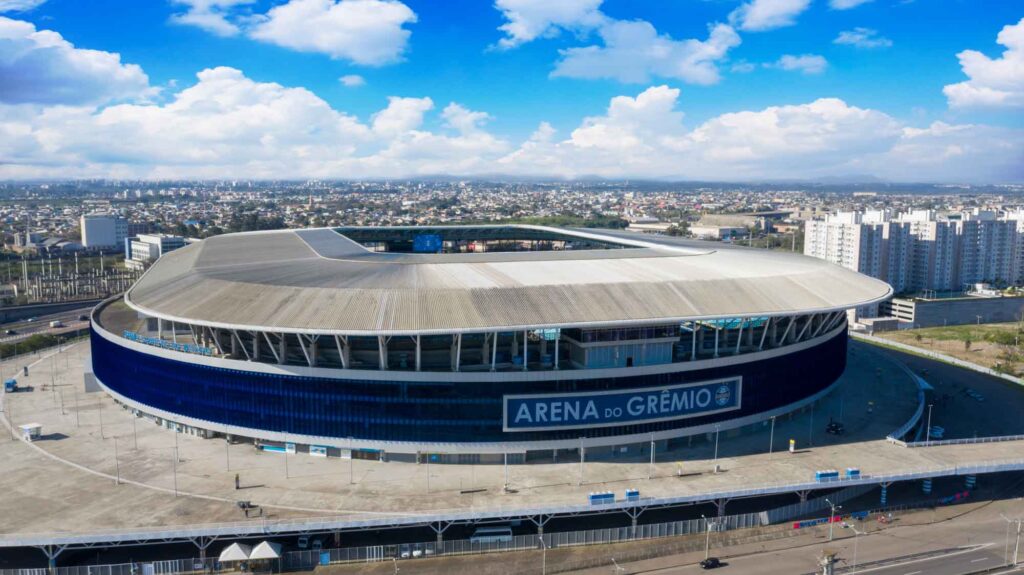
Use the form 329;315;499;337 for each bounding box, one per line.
0;341;1022;538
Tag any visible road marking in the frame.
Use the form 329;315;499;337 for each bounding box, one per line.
904;571;921;575
852;544;994;574
972;557;990;563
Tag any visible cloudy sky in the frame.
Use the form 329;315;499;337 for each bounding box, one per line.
0;0;1021;182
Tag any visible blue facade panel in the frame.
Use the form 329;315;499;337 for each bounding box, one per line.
90;327;847;444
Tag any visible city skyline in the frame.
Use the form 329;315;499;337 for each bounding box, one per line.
0;0;1020;182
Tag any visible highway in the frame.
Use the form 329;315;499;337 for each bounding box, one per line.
0;306;92;345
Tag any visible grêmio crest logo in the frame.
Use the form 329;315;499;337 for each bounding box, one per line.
503;377;742;432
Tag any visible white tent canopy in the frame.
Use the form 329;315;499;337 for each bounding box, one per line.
218;542;252;563
250;541;282;560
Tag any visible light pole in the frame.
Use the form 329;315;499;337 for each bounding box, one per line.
925;404;934;446
173;446;179;497
225;437;230;471
850;525;864;574
702;514;715;560
1002;515;1022;566
539;535;547;575
648;432;655;480
713;425;720;471
768;416;776;457
348;436;354;485
826;498;841;541
113;436;120;485
578;436;585;485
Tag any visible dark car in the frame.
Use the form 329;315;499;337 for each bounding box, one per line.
700;557;722;569
78;314;89;322
4;329;15;335
825;421;845;435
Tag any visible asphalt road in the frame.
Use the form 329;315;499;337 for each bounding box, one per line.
871;345;1024;439
0;306;92;344
641;546;992;574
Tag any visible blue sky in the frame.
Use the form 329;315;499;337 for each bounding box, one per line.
0;0;1021;181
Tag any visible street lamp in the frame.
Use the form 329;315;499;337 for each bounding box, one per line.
850;525;864;574
768;416;776;457
826;498;841;541
713;424;720;471
925;404;934;446
539;535;547;575
1001;515;1022;566
701;514;716;560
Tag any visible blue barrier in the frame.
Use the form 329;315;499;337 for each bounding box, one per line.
588;492;615;506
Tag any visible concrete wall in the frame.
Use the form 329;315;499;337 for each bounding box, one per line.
909;296;1024;327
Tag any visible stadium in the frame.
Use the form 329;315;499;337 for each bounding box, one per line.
89;225;892;463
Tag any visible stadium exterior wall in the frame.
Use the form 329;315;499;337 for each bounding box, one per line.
90;317;848;456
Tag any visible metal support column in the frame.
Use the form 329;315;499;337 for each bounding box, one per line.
734;319;744;355
759;317;771;350
522;330;528;371
491;331;498;371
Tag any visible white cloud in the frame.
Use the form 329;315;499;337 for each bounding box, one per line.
731;60;756;73
1;66;1020;183
441;103;490;134
494;0;605;48
729;0;810;32
0;0;47;11
829;0;873;9
169;1;253;37
499;88;1022;183
766;54;828;74
552;21;740;84
834;27;892;49
248;0;416;65
0;16;151;105
944;17;1024;108
888;122;1024;181
339;74;365;87
371;96;433;137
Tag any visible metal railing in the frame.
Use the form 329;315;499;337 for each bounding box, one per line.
903;434;1024;448
0;484;879;574
5;455;1024;549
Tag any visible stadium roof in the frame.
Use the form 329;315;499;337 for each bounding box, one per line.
124;226;892;335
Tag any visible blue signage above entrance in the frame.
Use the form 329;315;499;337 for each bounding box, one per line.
503;377;742;432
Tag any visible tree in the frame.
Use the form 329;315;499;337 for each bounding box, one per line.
964;338;972;351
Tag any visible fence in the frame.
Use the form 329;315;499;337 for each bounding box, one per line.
0;484;878;575
851;332;1023;386
902;434;1024;448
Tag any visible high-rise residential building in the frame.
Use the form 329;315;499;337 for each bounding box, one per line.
80;214;128;248
804;209;1024;295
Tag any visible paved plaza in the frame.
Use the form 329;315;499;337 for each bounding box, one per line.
1;340;1023;538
